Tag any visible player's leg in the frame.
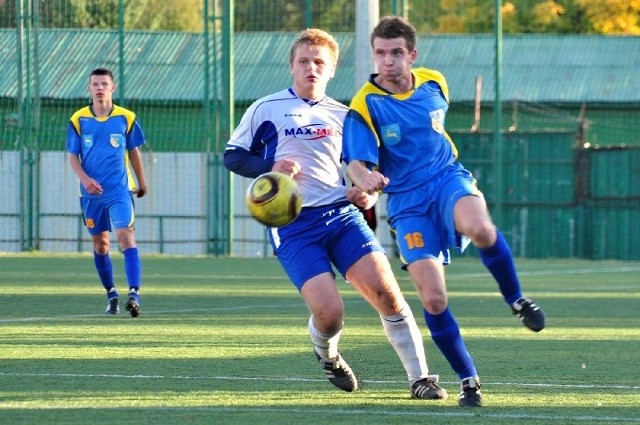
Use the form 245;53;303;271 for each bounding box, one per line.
393;213;482;407
112;195;141;317
270;205;357;392
454;194;545;332
92;231;119;315
407;258;483;407
299;273;358;392
345;251;448;400
82;197;119;314
333;205;446;399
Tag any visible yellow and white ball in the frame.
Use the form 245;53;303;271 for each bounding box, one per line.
246;172;302;227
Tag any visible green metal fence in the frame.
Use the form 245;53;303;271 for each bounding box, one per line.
1;0;639;259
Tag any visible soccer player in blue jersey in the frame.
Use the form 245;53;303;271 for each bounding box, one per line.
224;29;448;400
343;16;546;407
67;68;148;318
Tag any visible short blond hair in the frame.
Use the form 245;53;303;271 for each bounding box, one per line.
289;28;339;69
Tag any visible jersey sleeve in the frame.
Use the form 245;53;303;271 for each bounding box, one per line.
224;99;277;178
126;118;146;150
66;121;81;154
342;88;381;168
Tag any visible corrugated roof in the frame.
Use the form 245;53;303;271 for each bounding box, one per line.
1;29;638;103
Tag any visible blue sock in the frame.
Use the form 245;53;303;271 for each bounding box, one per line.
94;251;116;295
424;307;477;379
123;247;141;296
479;230;522;305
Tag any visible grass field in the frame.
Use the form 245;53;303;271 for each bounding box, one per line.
1;253;639;425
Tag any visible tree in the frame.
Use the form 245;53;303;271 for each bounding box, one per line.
2;0;202;31
576;0;640;34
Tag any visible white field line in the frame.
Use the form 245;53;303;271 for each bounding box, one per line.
1;371;639;391
0;373;639;423
4;265;640;281
0;302;303;323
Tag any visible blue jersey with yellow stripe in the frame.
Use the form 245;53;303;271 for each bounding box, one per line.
66;105;145;199
343;68;459;194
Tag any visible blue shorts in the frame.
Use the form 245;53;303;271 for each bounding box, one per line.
269;201;385;290
80;192;135;235
387;163;482;266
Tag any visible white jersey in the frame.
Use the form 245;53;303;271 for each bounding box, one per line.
226;88;349;207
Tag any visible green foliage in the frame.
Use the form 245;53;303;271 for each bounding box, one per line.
1;0;637;33
1;0;203;31
0;254;639;424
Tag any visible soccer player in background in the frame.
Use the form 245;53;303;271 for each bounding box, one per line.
224;28;448;400
343;16;546;407
66;68;148;318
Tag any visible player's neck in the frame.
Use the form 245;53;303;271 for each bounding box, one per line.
91;101;113;118
291;86;324;102
374;73;414;94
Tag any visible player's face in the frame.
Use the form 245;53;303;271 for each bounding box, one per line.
290;44;335;100
88;75;115;105
372;37;416;88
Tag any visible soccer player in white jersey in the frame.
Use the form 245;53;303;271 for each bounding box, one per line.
67;68;148;317
224;29;447;399
343;16;547;407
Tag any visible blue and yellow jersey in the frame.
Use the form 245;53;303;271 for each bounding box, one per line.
66;105;145;198
343;67;459;193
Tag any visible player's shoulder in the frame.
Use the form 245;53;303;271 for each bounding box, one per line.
253;88;297;107
414;68;449;101
321;95;349;113
111;104;136;121
414;67;447;85
70;106;92;122
414;68;448;88
349;77;386;110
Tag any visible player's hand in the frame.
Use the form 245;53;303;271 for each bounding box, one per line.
272;159;301;178
134;185;147;198
83;178;103;195
346;186;379;209
363;170;389;194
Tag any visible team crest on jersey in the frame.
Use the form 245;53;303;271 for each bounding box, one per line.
82;135;93;147
380;123;401;146
284;124;340;140
110;134;124;148
430;109;445;134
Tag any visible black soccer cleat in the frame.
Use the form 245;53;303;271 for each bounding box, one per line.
125;288;141;318
315;351;358;392
410;375;449;400
105;297;120;315
511;297;545;332
459;376;483;407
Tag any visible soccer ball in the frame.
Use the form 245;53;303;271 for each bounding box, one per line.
246;172;302;227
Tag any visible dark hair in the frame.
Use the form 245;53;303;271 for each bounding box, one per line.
370;16;417;52
90;68;114;81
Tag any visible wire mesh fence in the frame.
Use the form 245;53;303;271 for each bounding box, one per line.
1;1;638;258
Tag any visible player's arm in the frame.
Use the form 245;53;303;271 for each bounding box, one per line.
223;147;275;179
128;147;148;198
68;153;103;195
347;160;389;195
346;186;379;210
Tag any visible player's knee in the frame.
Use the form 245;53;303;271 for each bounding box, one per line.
93;236;110;254
422;293;448;315
312;310;344;335
468;222;496;247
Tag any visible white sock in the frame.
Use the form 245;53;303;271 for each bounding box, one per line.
308;315;341;360
380;301;429;384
